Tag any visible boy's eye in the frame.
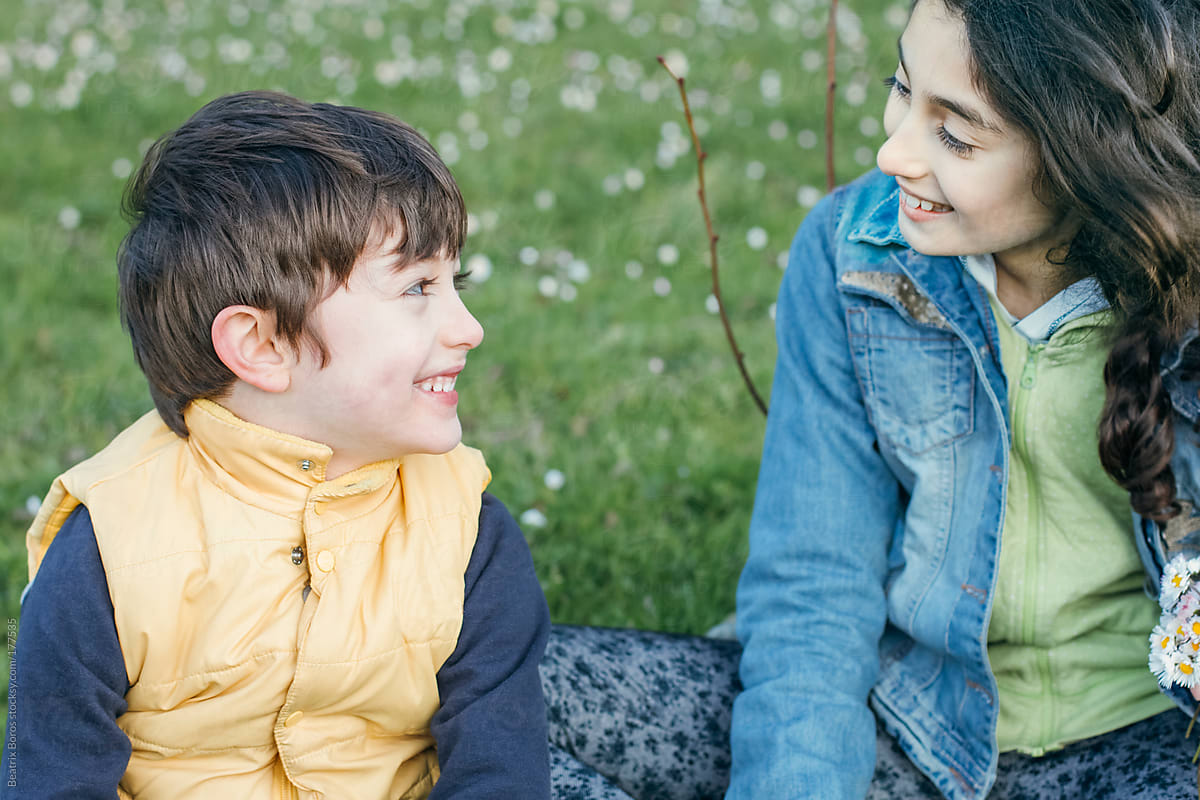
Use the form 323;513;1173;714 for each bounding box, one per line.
402;270;472;297
404;278;437;297
883;75;911;99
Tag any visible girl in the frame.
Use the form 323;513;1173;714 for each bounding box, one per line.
543;1;1200;797
728;0;1200;798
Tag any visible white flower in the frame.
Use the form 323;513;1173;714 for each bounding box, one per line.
519;508;547;529
1180;587;1200;616
1150;623;1177;656
58;206;81;230
746;227;768;251
661;49;688;79
1171;651;1200;688
1149;607;1200;688
1160;554;1197;609
543;469;565;491
1150;649;1175;688
465;254;492;284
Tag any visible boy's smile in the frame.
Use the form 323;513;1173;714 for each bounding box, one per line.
273;224;484;478
414;367;462;404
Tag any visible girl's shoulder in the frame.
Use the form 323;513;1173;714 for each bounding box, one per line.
834;169;904;246
791;170;905;259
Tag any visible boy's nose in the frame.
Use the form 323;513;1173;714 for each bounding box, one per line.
448;294;484;350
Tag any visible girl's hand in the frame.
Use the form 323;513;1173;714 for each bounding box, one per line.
1191;686;1200;702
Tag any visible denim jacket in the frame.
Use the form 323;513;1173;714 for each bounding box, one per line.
728;169;1200;800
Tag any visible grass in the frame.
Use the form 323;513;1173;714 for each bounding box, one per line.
0;0;904;670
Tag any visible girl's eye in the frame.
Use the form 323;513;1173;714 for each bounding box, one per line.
453;270;472;291
883;75;911;99
937;124;975;156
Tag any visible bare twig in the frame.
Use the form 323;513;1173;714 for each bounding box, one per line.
826;0;839;191
657;56;768;416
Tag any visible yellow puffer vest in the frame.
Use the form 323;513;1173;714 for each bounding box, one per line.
26;399;489;799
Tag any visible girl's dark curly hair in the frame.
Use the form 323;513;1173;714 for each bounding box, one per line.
939;0;1200;520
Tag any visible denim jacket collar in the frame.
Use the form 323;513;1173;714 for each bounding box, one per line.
845;179;906;248
841;172;1200;426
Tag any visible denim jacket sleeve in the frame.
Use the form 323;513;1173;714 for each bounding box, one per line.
728;191;899;799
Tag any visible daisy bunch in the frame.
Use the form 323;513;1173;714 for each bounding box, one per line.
1151;554;1200;690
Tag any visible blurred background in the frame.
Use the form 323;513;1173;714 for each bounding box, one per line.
0;0;902;661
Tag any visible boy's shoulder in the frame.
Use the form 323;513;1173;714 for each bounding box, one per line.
27;409;179;578
61;409;183;493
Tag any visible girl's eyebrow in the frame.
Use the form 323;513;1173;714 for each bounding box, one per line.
897;41;1004;135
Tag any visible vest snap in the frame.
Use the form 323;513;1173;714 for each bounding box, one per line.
290;546;304;566
298;459;313;471
316;550;335;573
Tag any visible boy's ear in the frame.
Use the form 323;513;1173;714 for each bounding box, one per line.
211;306;293;393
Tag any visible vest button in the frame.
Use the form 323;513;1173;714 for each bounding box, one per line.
298;459;313;471
284;710;304;727
316;550;335;573
291;546;304;566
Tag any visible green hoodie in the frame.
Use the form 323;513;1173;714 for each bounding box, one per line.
987;297;1171;754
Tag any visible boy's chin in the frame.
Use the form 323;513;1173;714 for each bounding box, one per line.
401;430;465;458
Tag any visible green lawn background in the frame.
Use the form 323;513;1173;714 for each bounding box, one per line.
0;0;903;673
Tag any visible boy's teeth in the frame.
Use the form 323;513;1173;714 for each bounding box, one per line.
904;192;920;208
919;199;933;211
420;376;457;392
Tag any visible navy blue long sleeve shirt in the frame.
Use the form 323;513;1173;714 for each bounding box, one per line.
3;493;550;799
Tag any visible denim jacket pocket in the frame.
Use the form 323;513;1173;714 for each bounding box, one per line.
846;305;974;454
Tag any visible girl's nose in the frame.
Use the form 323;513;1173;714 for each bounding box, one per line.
876;116;925;180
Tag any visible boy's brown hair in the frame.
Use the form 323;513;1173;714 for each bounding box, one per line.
118;90;466;436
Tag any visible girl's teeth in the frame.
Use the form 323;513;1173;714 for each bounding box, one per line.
902;190;949;212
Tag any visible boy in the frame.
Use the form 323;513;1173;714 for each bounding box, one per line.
3;91;551;799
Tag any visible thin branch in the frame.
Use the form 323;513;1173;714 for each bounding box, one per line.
657;56;768;416
826;0;839;191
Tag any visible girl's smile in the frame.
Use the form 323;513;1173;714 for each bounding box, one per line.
898;187;954;218
877;0;1071;300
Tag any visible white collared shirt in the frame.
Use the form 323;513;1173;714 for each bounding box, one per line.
962;254;1109;343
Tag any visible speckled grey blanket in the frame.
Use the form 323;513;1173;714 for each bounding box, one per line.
541;625;1199;799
